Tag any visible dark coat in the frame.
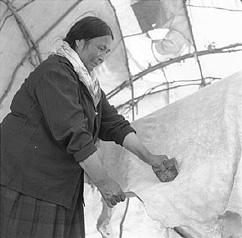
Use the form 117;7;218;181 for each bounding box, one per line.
0;55;135;209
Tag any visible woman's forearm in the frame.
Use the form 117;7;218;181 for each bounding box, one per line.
123;132;178;182
79;151;109;185
123;132;159;166
122;132;152;164
79;151;126;207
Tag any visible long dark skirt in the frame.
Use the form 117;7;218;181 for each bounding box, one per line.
0;185;85;238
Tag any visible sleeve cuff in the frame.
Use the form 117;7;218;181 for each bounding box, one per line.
73;143;97;163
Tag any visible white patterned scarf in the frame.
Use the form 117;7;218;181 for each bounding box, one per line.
51;40;101;108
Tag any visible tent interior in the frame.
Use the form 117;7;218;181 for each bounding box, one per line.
0;0;242;237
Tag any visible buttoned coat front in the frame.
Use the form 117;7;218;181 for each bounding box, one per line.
0;55;135;209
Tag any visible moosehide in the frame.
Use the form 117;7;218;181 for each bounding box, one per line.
92;71;242;237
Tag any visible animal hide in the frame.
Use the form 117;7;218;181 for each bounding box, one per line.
90;71;242;237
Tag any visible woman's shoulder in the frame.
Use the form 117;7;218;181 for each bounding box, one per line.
26;55;78;86
39;55;74;73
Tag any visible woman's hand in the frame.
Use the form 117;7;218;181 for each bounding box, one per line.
123;133;178;182
151;156;178;182
79;151;125;208
96;177;126;208
147;154;169;168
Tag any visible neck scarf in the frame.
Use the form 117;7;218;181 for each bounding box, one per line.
51;40;101;108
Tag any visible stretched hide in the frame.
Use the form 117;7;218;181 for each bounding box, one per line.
94;71;242;237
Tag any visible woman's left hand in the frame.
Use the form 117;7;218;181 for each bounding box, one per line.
148;154;179;182
147;154;169;169
122;133;178;182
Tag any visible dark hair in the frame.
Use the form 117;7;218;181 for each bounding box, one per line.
64;16;114;50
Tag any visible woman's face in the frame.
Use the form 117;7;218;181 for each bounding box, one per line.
75;35;113;72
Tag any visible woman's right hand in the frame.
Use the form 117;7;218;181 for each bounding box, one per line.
96;177;126;208
79;151;126;208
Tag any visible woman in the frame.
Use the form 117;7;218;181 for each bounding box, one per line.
0;16;175;238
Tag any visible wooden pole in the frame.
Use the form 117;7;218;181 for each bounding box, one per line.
183;0;206;87
107;0;135;121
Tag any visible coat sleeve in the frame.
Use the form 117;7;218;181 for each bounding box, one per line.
98;91;136;145
34;62;97;162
